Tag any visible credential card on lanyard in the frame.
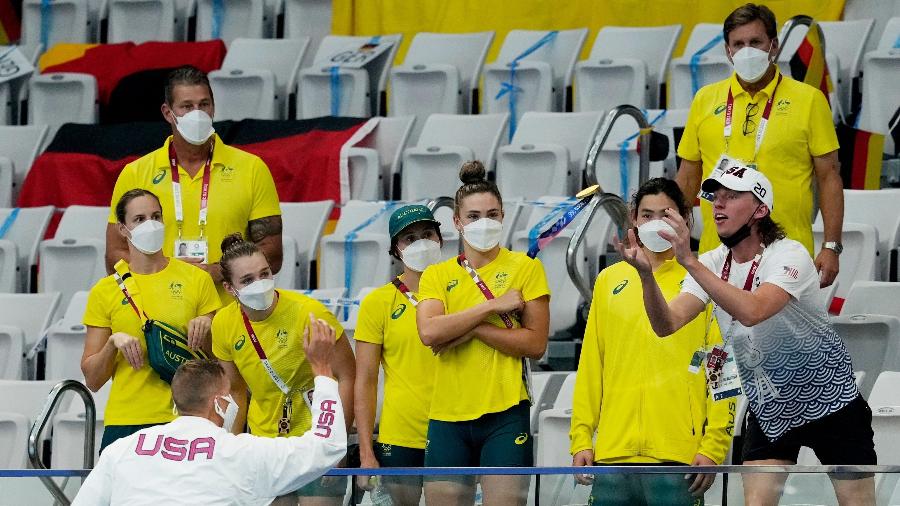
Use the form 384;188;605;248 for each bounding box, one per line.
708;345;743;401
168;140;213;238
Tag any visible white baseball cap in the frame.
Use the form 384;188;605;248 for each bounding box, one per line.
701;161;774;211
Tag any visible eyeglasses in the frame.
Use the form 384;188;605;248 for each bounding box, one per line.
743;102;759;136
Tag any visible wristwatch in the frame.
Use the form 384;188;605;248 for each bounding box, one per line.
822;241;843;255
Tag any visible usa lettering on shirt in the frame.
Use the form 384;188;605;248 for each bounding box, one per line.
314;399;337;438
134;433;216;461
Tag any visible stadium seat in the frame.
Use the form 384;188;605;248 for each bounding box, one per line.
0;325;25;380
0;82;10;126
28;73;99;129
0;206;54;293
291;287;348;317
495;111;603;199
820;19;875;115
575;25;682;112
0;125;50;204
837;189;900;281
279;200;334;289
298;34;403;119
347;116;416;200
668;23;732;109
859;17;900;153
108;0;178;43
195;0;267;45
830;314;900;398
0;411;29;469
535;372;576;466
341;285;378;333
868;372;900;504
284;0;332;68
45;291;90;381
21;0;94;47
274;235;299;290
399;113;508;201
389;31;494;140
0;292;60;360
318;201;398;297
50;382;110;469
209;37;310;120
482;29;588;125
512;197;614;336
813;221;879;300
529;371;569;432
591;109;671;202
38;205;109;316
0;158;11;208
842;281;900;320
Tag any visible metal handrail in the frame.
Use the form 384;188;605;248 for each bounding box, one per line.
584;105;652;191
775;15;825;62
28;380;96;506
566;191;631;304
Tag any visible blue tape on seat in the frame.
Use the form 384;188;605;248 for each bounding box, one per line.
0;208;19;240
495;31;558;142
330;66;341;116
40;0;52;51
211;0;224;40
343;202;398;318
617;110;667;200
690;34;724;96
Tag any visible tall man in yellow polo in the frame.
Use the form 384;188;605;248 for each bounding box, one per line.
676;3;843;288
105;66;283;299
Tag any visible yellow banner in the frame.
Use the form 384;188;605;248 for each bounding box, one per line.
332;0;845;63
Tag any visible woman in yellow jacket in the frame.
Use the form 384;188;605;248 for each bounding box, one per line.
570;178;735;505
417;161;551;506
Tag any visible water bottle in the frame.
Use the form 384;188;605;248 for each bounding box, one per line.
368;477;393;506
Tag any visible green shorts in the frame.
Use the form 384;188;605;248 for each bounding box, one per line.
100;424;161;453
589;463;703;506
424;400;532;473
295;475;348;497
375;442;425;487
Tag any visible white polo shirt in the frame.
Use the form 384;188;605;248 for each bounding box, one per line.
72;376;346;506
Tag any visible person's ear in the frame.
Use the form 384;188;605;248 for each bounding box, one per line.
118;222;130;240
453;214;463;233
222;280;237;297
755;204;770;220
725;42;733;64
161;103;176;126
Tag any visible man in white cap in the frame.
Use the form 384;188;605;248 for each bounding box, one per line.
616;164;875;506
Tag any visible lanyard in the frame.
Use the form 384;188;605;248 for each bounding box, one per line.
723;74;782;161
456;254;515;329
168;140;213;238
113;271;149;324
711;248;763;347
239;309;291;396
390;277;418;307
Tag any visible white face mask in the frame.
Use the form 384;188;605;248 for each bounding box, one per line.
237;278;276;311
214;394;238;432
731;45;772;83
400;238;442;272
173;109;215;145
462;218;503;252
637;219;676;253
127;219;165;255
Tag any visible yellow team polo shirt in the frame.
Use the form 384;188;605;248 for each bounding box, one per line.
570;260;734;466
211;289;344;438
108;135;282;298
83;259;222;425
354;279;436;449
677;67;839;255
418;248;550;422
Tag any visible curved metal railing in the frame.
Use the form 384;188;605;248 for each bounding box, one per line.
584;105;652;190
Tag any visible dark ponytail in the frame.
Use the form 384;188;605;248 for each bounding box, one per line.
454;160;503;215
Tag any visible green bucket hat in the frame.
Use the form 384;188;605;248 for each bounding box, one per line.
388;204;441;239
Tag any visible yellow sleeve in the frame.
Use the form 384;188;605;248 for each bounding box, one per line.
83;280;113;328
520;257;550;302
353;289;386;345
697;305;736;464
418;263;447;307
108;163;137;224
211;310;234;361
676;89;705;162
194;268;222;315
308;298;346;339
569;275;605;456
248;158;282;222
807;88;840;157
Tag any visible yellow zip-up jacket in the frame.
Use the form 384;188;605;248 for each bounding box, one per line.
569;259;735;464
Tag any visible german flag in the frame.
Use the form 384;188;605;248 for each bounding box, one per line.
39;41;226;123
789;20;834;106
18;117;376;228
836;122;885;190
0;0;20;44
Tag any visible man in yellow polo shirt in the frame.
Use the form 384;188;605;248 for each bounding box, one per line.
676;3;843;287
105;66;283;299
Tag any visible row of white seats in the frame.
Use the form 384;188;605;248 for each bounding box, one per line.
8;18;898;150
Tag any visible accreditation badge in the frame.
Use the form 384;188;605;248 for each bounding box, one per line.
705;344;743;401
699;154;737;203
174;238;208;263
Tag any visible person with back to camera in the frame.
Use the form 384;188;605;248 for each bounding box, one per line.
211;233;356;506
416;161;551;506
354;204;444;505
618;164;875;506
570;178;735;505
82;188;221;452
675;3;843;288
